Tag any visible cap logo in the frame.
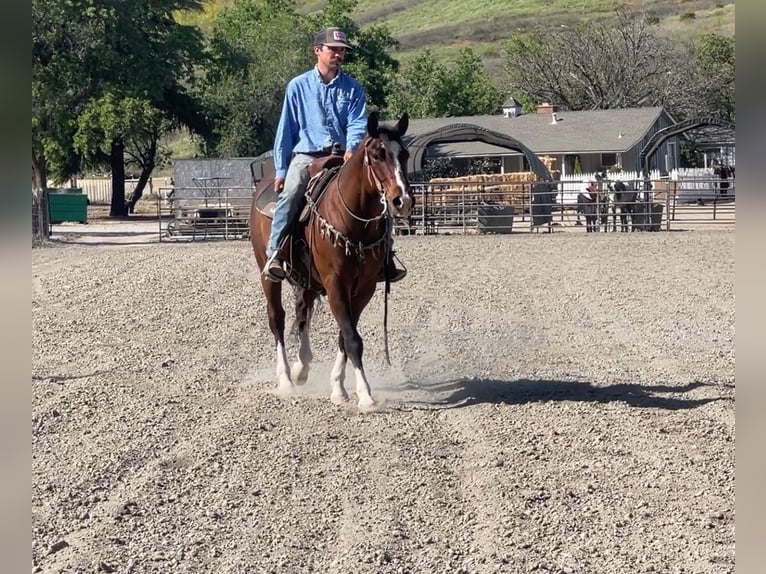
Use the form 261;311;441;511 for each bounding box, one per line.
332;31;346;42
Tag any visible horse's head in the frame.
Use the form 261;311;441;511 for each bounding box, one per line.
362;112;413;219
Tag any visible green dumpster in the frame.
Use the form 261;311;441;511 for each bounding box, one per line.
48;188;88;224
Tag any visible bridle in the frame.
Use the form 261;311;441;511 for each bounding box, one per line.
335;137;393;224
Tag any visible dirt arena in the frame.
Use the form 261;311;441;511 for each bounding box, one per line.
33;227;735;573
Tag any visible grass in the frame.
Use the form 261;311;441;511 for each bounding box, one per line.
300;0;733;66
383;1;734;70
181;1;734;64
352;0;618;37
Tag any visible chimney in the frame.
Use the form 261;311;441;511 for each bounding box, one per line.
536;102;558;114
502;96;523;118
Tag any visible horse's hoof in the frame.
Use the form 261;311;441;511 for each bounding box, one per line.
330;393;349;405
357;399;385;414
275;382;295;397
290;365;309;385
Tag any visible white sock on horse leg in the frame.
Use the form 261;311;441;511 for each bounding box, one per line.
330;350;348;403
275;341;294;395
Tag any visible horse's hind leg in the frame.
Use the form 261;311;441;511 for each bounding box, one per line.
290;289;316;384
262;278;294;395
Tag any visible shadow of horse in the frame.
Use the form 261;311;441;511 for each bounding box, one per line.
387;377;731;411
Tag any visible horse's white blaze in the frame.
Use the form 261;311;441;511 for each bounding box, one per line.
290;311;313;384
389;141;409;200
275;341;294;394
330;349;348;402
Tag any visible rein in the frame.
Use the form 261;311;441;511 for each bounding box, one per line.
336;145;389;224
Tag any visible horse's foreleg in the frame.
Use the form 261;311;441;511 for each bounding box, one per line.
290;289;316;384
262;279;294;395
348;290;380;412
329;331;349;404
327;290;376;412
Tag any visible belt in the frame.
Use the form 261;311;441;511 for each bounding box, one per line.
303;146;345;158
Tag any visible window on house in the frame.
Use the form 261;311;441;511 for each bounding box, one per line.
601;153;617;167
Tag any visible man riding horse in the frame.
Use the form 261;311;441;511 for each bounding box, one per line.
262;27;406;284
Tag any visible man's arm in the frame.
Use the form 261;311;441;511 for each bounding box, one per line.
344;82;368;153
273;85;298;179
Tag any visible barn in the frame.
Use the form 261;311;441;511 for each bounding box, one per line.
403;104;681;176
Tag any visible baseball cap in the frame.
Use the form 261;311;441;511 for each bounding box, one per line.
313;27;352;49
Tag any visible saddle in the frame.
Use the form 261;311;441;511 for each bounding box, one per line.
253;154;344;291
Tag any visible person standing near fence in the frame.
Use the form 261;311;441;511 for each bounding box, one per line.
575;178;598;225
715;163;730;197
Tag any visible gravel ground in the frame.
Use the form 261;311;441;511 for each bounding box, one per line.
32;230;735;574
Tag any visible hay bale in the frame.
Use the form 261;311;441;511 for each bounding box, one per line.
538;155;558;170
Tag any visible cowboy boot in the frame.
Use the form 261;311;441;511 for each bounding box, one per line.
377;251;407;283
262;251;285;282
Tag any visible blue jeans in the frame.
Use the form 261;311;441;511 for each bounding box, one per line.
267;153;315;258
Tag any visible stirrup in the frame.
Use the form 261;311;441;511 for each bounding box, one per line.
378;255;407;283
387;266;407;283
263;254;285;282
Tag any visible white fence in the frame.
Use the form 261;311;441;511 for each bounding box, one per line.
556;168;734;205
47;177;173;204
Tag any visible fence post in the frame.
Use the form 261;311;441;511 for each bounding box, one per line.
527;183;532;232
461;185;466;235
665;184;671;232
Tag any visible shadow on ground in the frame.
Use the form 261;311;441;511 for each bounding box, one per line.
385;378;732;411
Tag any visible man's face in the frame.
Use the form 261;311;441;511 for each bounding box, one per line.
314;44;346;68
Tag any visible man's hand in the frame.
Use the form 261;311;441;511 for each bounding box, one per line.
343;151;353;163
274;178;285;193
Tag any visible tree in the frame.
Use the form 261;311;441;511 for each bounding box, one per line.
666;33;735;121
199;0;401;157
73;94;175;212
422;157;459;181
32;0;99;191
387;48;500;118
504;9;678;112
198;0;314;157
32;0;208;216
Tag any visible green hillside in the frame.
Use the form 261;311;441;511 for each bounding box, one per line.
188;0;733;71
350;0;733;72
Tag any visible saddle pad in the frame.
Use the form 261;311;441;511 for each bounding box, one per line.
254;181;278;219
298;165;341;223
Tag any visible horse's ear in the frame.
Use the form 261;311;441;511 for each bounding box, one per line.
396;113;409;137
367;112;379;138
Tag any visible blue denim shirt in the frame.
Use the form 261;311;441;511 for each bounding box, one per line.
272;66;368;178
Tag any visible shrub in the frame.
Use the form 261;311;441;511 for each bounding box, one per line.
679;12;696;21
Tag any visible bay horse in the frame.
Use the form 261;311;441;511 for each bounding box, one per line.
249;112;413;412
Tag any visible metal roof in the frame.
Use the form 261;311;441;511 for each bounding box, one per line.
402;106;669;157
